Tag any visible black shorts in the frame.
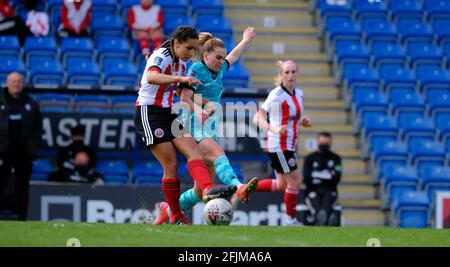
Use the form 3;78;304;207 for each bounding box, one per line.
134;105;187;147
267;151;298;174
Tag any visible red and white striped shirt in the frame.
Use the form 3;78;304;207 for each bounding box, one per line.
137;46;186;108
261;84;304;152
61;0;91;33
128;4;163;31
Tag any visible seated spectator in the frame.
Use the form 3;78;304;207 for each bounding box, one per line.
128;0;164;56
58;0;91;38
0;0;32;44
24;0;49;36
303;132;342;226
48;125;103;184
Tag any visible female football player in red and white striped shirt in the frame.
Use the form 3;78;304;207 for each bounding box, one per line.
134;26;237;225
252;60;312;226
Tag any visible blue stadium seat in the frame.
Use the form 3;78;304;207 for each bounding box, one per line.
427;88;450;119
74;95;110;107
111;95;136;108
47;0;62;33
156;0;189;15
420;166;450;202
406;42;443;71
34;93;72;113
96;36;131;65
365;133;398;160
416;65;450;94
325;16;362;48
0;35;20;58
91;12;125;39
133;161;163;185
114;107;134;114
389;0;423;22
66;58;101;86
393;191;429;228
119;0;140;20
40;106;74;113
399;114;435;146
60;38;94;67
361;18;397;47
425;0;450;22
317;0;353;22
31;159;53;181
379;65;416;95
362;113;397;143
163;13;192;36
371;41;406;69
342;65;379;93
92;0;117;14
196;14;233;40
23;36;58;65
354;0;388;20
431;18;450;46
443;43;450;67
396;18;434;45
375;160;407;185
333;41;370;72
102;58;138;87
389;89;425;118
0;57;26;85
97;160;129;184
353;91;389;125
372;140;409;171
382;166;419;207
345;85;378;109
223;62;250;88
29;57;64;86
191;0;224;17
409;140;446;168
434;113;450;141
78;106;111;114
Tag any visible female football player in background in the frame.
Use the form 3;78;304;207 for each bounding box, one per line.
134;25;237;225
252;60;312;226
153;27;258;224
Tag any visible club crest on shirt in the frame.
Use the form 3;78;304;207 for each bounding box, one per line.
25;103;31;111
154;56;163;66
288;157;296;167
154;128;164;138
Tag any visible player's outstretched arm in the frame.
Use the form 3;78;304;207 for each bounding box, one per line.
252;109;286;133
225;26;256;65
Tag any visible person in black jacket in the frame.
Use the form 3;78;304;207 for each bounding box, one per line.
0;72;42;220
47;125;103;184
303;132;342;226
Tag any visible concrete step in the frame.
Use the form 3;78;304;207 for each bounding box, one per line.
302;99;345;110
251;74;334;88
247;62;329;76
300;124;353;135
342;209;384;226
253;87;338;101
298;134;357;150
245;51;327;63
226;10;313;27
234;25;317;37
304;110;347;124
298;158;367;175
224;0;309;10
339;198;381;209
338;185;374;199
243;39;321;53
340;174;372;185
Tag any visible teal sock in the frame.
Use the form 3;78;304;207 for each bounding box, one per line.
214;155;242;187
179;188;202;212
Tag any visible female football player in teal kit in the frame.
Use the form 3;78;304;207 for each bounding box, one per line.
154;27;257;224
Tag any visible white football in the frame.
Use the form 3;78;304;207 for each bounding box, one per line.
203;198;233;225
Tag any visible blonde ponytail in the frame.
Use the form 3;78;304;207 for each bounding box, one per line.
193;32;225;61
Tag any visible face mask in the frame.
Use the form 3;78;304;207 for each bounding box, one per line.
318;144;331;152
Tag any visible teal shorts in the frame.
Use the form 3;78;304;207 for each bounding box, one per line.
190;114;219;143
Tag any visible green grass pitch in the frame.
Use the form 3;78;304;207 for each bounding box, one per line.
0;221;449;247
